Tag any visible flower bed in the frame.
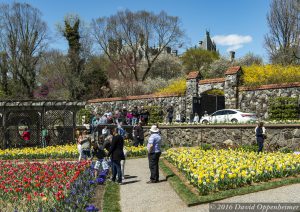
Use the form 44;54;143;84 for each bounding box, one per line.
125;145;148;157
165;148;300;195
0;144;78;160
0;160;104;211
0;143;147;160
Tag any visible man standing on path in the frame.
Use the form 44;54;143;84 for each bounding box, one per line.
147;125;162;184
108;127;125;184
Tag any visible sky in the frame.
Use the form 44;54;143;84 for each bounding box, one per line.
0;0;271;60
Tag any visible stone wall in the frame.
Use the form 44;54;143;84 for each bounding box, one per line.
198;78;225;95
185;71;201;121
87;66;299;120
224;66;242;109
239;83;300;119
87;94;186;122
143;125;300;150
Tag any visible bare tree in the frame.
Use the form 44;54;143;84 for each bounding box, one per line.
0;2;48;98
265;0;300;65
92;10;184;82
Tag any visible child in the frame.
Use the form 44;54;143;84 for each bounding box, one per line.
92;142;106;178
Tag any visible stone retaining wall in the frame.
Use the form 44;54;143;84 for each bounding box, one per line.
143;125;300;150
87;95;186;122
239;83;300;119
93;124;300;151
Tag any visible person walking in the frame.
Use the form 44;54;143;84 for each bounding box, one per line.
108;127;125;184
147;125;162;184
255;122;266;153
133;121;144;146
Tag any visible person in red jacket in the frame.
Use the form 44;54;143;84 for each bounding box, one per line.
22;127;30;142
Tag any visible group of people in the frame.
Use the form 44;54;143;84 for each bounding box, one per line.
90;105;150;129
21;126;50;148
76;122;162;185
76;127;127;184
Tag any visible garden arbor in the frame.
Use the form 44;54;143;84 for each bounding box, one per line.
0;100;85;149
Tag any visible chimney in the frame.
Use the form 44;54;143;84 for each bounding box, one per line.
230;51;235;62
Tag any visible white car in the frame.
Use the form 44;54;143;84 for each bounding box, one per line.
200;109;257;124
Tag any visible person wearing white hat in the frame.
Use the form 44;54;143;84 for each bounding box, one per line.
146;125;162;184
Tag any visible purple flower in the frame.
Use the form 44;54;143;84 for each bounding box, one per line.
100;169;109;175
85;205;99;211
96;177;105;184
88;180;95;185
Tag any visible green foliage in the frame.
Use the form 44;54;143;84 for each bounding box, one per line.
199;143;212;151
0;89;6;98
279;147;294;153
103;181;121;212
237;144;258;152
146;106;164;124
77;108;92;124
82;56;111;100
203;89;224;96
181;48;219;77
269;97;299;120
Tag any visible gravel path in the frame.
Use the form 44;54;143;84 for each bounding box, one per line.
120;157;300;212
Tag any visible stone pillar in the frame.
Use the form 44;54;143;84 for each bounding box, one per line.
224;66;242;109
186;71;202;122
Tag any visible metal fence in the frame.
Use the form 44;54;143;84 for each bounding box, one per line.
0;100;85;149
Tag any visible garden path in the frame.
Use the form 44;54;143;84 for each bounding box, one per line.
120;157;300;212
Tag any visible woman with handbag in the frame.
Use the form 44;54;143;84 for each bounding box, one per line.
255;122;266;153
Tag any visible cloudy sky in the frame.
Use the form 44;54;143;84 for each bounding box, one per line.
0;0;271;60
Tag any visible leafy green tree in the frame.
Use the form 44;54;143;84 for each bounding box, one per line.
181;48;219;78
82;56;112;100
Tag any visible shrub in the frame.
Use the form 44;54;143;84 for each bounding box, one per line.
269;97;299;120
199;143;212;151
77;108;92;124
155;78;186;95
237;144;258;152
242;64;300;86
146;105;164;124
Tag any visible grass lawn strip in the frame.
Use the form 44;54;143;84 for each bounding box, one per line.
160;158;300;206
102;181;121;212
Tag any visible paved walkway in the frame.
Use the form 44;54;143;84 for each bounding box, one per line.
120;158;300;212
